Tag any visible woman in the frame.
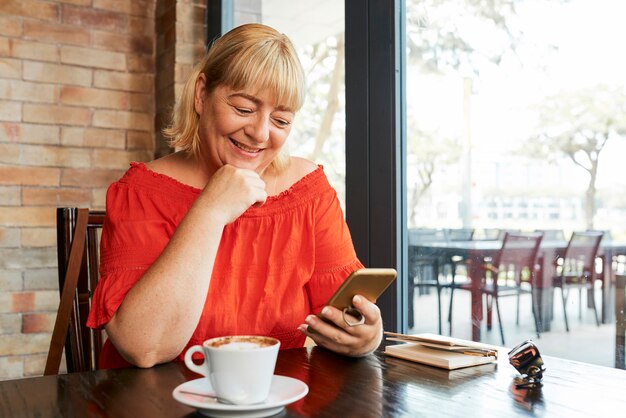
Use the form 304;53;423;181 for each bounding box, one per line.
87;23;383;369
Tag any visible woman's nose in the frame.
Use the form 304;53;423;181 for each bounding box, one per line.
246;115;270;143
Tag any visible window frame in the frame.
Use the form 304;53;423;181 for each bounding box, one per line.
345;0;406;333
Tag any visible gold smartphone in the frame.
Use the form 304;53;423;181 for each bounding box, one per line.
325;268;397;310
310;268;397;330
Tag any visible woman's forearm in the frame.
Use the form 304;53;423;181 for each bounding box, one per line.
105;198;225;368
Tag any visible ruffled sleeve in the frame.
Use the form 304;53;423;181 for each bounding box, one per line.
305;185;364;314
86;171;188;329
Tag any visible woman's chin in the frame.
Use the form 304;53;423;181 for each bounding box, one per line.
224;157;272;174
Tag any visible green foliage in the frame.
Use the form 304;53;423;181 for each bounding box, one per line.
522;85;626;228
408;123;462;171
406;0;524;75
406;0;571;208
525;86;626;168
407;119;461;221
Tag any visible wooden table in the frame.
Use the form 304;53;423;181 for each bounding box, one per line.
2;346;626;417
414;240;626;341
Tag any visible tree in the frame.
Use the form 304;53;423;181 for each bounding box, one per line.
296;0;533;196
405;0;570;216
407;124;461;226
524;86;626;228
309;35;344;162
291;0;569;211
405;0;531;216
406;0;527;75
288;35;346;201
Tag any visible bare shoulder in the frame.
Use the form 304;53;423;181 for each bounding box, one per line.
272;157;319;195
288;156;318;180
145;151;182;174
144;151;203;188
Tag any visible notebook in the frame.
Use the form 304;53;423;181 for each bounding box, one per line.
384;332;499;370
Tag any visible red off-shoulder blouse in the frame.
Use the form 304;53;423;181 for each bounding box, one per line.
87;162;363;369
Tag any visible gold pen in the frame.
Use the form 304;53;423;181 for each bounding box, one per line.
462;349;498;358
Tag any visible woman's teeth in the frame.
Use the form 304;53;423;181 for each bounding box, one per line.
231;139;261;153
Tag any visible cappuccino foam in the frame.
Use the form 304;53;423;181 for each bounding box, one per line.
218;341;264;350
209;336;276;350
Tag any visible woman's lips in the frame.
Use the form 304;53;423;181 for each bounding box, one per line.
230;138;262;153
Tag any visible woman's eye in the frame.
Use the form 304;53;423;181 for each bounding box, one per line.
274;118;290;127
235;107;252;114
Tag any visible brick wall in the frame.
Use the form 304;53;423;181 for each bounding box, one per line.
155;0;207;159
0;0;206;380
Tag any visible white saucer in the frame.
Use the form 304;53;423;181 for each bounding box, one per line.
172;375;309;418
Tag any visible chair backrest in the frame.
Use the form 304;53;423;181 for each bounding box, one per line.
587;229;612;242
561;231;604;278
492;232;543;283
444;228;474;241
44;208;105;375
496;229;522;241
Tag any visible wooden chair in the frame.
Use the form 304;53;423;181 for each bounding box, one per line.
552;231;603;332
449;232;543;345
44;208;106;375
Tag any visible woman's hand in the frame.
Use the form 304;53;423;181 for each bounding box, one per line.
298;295;383;357
199;164;268;226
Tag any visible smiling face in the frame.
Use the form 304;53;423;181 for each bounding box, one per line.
194;75;295;177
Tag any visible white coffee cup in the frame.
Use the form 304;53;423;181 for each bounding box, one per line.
184;335;280;405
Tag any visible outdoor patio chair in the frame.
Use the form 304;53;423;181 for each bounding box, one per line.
408;228;448;333
552;231;603;332
440;228;475;331
448;232;543;345
442;228;475;281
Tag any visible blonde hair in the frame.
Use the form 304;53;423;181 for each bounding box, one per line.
163;24;306;172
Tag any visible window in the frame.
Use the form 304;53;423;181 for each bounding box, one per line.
405;0;626;368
